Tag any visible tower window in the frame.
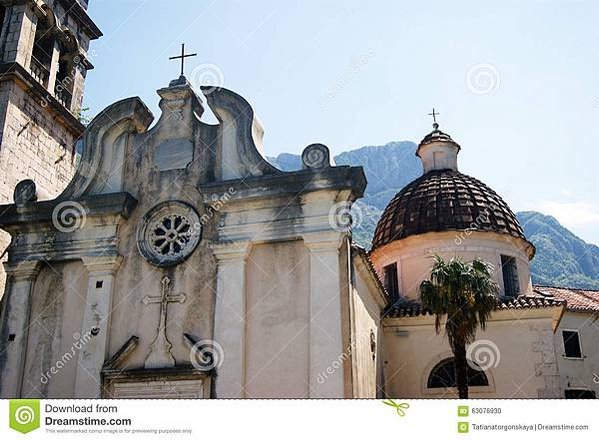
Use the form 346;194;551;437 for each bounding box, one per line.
55;58;74;109
383;263;399;301
30;21;54;87
500;255;519;297
562;330;582;358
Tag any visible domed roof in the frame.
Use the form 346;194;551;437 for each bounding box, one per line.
371;169;530;251
417;122;461;153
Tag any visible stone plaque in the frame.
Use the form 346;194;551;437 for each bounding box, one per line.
111;378;206;398
154;138;194;171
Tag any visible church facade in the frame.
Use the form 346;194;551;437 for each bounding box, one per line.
1;0;598;401
0;75;388;398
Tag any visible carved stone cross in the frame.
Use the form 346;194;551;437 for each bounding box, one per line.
143;276;187;369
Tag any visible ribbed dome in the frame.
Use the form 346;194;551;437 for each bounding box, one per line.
371;169;530;251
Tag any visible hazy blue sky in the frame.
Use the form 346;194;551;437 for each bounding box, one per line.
84;0;599;244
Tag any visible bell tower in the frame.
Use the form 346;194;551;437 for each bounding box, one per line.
0;0;101;289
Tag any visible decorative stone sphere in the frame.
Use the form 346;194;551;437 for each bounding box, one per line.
13;180;38;205
301;143;331;169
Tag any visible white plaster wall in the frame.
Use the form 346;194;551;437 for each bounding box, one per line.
350;268;381;397
554;312;599;397
244;241;310;398
383;312;560;398
21;261;87;398
370;231;533;300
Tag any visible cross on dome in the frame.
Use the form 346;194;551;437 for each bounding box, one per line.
428;108;440;130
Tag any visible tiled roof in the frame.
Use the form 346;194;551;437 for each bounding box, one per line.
385;295;563;319
371;169;532;252
533;285;599;313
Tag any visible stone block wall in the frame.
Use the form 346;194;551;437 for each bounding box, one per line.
0;80;79;294
0;4;36;66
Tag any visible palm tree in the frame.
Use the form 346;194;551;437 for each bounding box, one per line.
420;256;499;399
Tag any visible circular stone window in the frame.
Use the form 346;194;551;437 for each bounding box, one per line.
137;201;202;267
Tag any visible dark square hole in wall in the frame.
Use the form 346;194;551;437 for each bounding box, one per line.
96;280;103;289
8;334;15;341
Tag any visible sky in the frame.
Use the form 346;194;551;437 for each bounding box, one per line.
84;0;599;244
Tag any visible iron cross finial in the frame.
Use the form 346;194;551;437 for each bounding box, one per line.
428;108;439;124
169;43;197;76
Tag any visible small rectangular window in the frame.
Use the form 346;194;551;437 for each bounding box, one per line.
500;255;519;297
562;330;582;358
383;263;399;301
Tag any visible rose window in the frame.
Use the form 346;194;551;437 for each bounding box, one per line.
138;201;201;266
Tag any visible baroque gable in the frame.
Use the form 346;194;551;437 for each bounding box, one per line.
0;76;373;399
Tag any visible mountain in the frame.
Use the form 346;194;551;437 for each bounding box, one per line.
267;142;599;290
517;211;599;290
267;141;422;248
268;141;422;210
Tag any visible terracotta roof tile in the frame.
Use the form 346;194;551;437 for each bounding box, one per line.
532;285;599;313
371;170;533;252
385;295;563;319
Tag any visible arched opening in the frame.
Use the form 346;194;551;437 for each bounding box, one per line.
427;357;489;388
54;29;79;110
30;17;55;87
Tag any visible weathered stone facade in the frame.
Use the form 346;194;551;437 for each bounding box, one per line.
0;74;387;398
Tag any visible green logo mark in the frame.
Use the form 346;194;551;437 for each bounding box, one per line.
458;405;469;417
458;421;469;434
382;399;410;417
9;400;40;434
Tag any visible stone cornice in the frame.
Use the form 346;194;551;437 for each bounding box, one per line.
0;0;101;39
81;254;123;275
0;192;137;228
302;231;344;253
199;166;367;203
2;259;41;280
56;0;103;39
211;240;251;261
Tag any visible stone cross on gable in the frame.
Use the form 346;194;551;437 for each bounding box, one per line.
143;276;187;369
